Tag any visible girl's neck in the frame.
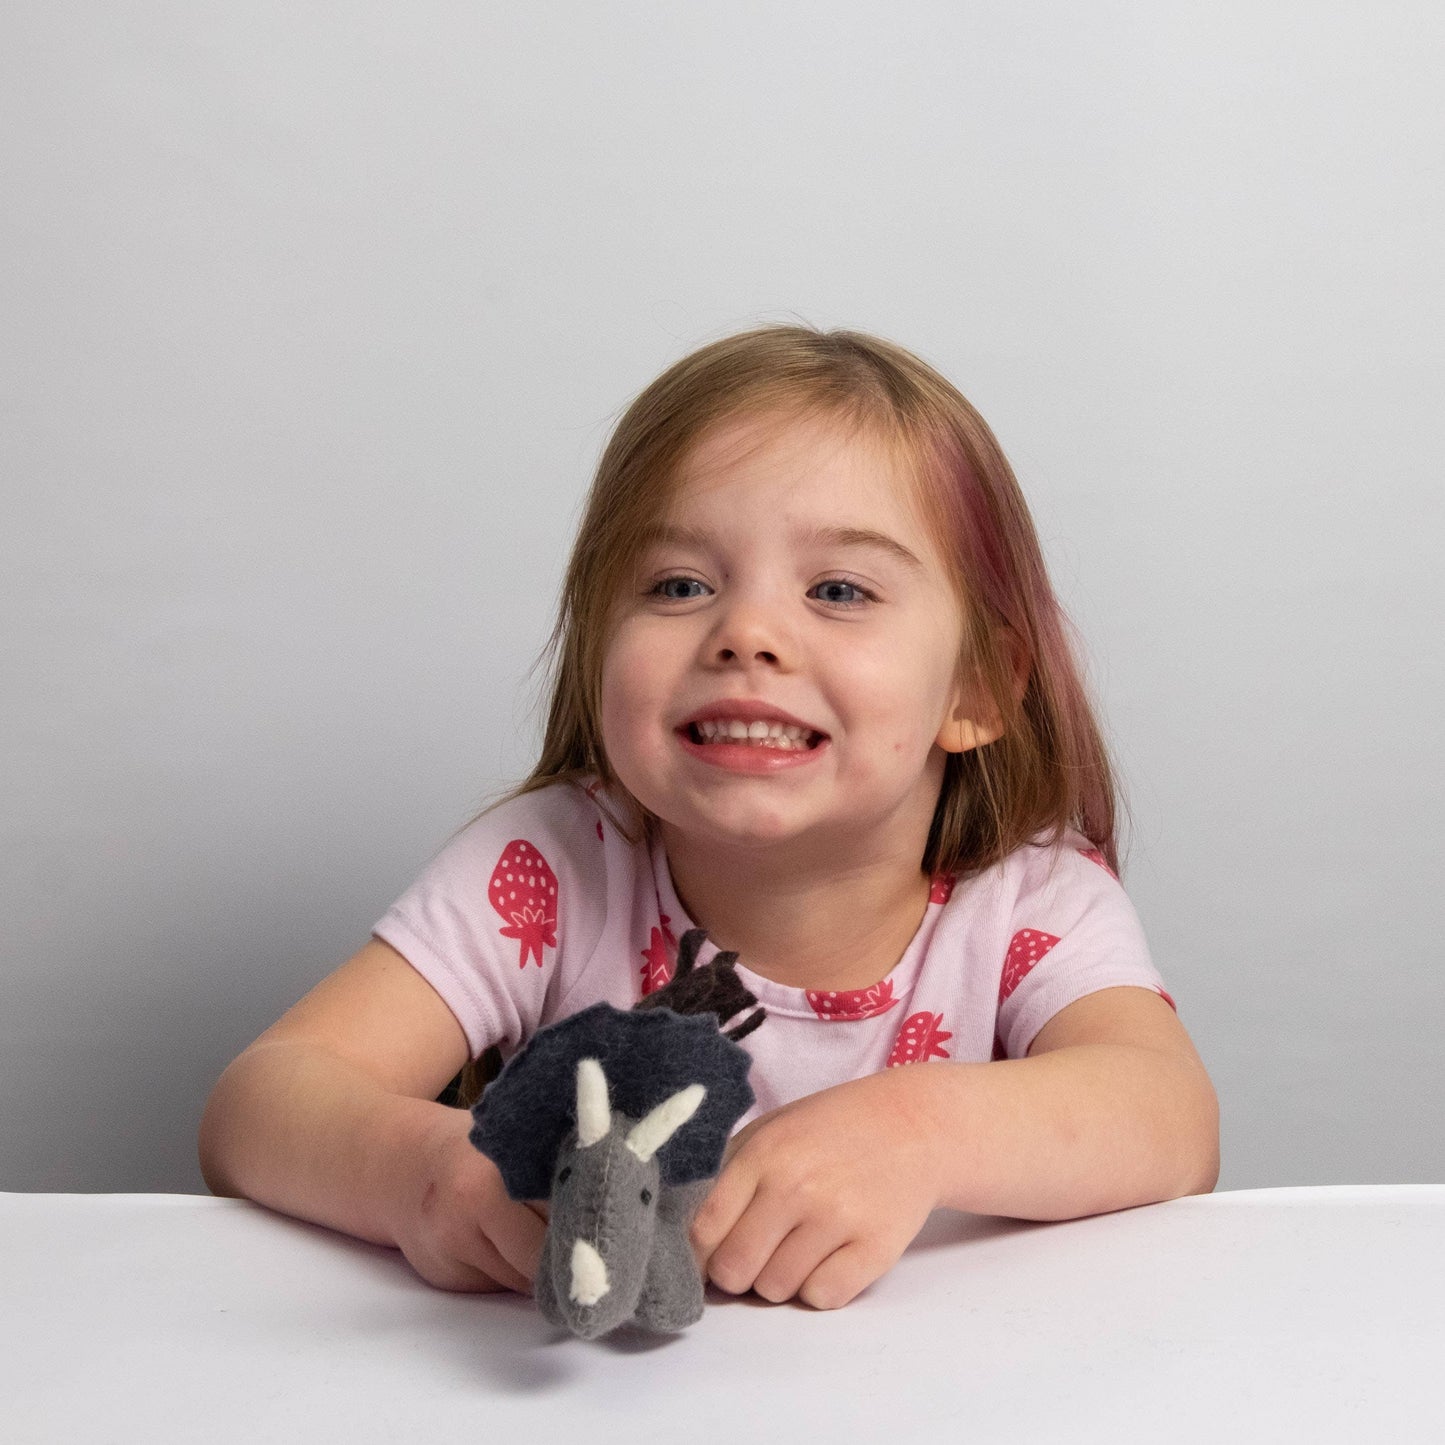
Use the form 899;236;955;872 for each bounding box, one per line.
656;821;936;994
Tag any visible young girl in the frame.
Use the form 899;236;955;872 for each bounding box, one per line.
198;325;1219;1312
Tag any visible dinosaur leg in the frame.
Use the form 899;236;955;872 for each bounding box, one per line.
532;1228;568;1331
632;1180;709;1333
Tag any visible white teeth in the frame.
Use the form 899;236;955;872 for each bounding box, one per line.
692;718;817;749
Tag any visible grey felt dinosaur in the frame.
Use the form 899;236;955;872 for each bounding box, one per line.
469;930;763;1338
532;1051;715;1336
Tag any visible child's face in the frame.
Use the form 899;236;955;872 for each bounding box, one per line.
599;408;978;860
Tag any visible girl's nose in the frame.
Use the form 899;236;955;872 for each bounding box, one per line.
708;601;785;667
715;642;778;664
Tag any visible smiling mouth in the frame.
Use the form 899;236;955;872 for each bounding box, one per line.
681;722;826;751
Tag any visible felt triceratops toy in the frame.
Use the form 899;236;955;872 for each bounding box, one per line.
469;929;763;1338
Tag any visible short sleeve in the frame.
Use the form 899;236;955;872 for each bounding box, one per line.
995;837;1175;1060
370;782;607;1060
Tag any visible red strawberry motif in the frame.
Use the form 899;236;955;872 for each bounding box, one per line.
998;928;1061;1002
639;912;678;996
807;978;899;1021
584;780;605;842
1078;846;1118;881
929;873;957;905
991;1032;1008;1061
886;1011;952;1066
487;840;558;969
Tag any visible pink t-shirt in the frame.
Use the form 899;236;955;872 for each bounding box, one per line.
371;776;1175;1130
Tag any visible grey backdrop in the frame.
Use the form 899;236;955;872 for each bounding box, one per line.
3;2;1442;1196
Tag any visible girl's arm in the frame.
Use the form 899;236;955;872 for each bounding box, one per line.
198;939;545;1291
690;986;1218;1310
917;985;1219;1220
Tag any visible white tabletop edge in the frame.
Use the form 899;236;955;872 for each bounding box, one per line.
4;1182;1443;1206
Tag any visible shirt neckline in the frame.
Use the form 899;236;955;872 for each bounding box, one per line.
646;828;947;1022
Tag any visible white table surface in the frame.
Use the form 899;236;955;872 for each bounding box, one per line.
4;1185;1443;1443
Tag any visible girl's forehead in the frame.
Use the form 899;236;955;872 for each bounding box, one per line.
668;408;919;521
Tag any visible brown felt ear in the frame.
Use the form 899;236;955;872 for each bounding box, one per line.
674;928;706;976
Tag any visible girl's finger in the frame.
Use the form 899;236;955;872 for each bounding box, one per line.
748;1219;848;1305
797;1238;893;1312
479;1199;548;1284
689;1162;759;1266
462;1228;535;1294
699;1181;797;1296
407;1237;522;1295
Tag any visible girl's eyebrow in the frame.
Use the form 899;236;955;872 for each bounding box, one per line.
640;522;924;573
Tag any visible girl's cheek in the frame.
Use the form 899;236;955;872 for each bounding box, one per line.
599;649;667;760
604;639;658;706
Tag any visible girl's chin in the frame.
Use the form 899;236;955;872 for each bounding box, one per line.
661;811;823;856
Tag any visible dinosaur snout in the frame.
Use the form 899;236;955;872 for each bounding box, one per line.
569;1238;610;1306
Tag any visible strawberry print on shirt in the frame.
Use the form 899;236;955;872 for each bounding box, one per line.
886;1011;953;1066
487;840;559;969
584;779;606;842
807;979;899;1021
640;912;678;996
371;778;1175;1124
999;928;1061;1002
1077;846;1118;881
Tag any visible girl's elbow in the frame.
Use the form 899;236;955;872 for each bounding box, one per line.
196;1069;250;1198
1186;1143;1221;1197
1181;1078;1221;1197
196;1099;233;1197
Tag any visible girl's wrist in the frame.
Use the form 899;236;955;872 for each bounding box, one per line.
894;1059;996;1216
894;1063;956;1212
374;1094;473;1246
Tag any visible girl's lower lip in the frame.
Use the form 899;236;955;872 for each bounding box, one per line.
676;728;829;773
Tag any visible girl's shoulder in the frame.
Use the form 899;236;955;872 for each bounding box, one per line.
444;772;658;885
371;777;638;1059
1021;823;1123;886
447;772;616;840
939;824;1128;923
992;825;1142;951
411;774;619;889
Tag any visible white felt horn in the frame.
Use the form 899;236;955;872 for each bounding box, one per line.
625;1083;707;1163
575;1057;610;1148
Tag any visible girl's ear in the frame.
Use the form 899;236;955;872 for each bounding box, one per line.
935;627;1029;755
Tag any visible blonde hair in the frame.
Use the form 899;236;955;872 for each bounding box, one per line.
444;323;1132;1104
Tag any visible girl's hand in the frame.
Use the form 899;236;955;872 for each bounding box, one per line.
689;1068;942;1311
387;1108;549;1294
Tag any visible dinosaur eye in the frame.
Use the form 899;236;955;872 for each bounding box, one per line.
640;1188;652;1206
557;1166;571;1183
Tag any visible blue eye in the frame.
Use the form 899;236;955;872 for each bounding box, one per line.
812;579;869;607
647;572;872;606
649;577;709;601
